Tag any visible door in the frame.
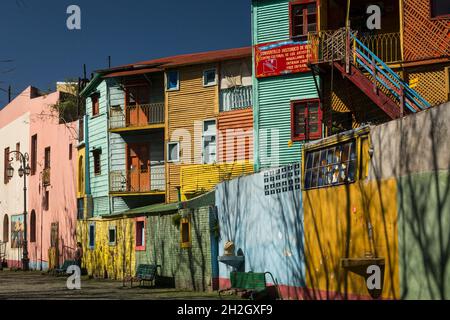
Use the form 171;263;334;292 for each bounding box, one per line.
127;143;150;192
203;120;217;164
126;86;150;127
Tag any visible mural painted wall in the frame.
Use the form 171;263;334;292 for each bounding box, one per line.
215;164;305;299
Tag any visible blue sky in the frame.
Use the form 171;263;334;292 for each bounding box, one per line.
0;0;252;107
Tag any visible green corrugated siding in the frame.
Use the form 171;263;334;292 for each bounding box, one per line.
258;73;319;168
252;0;321;170
253;0;290;44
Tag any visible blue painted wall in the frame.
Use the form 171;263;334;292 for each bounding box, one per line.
215;164;305;291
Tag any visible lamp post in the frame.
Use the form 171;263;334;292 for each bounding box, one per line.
6;151;31;271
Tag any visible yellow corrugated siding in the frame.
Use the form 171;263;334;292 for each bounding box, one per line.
166;64;219;203
180;162;254;200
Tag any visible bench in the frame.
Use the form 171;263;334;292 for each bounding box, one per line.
53;260;77;276
124;264;161;288
219;271;279;300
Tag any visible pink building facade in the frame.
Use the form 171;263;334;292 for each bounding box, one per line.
0;86;77;270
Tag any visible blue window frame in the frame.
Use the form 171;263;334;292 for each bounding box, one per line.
166;71;179;91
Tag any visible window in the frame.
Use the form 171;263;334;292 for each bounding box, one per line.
304;140;357;189
31;134;37;175
135;220;145;250
108;226;116;246
290;1;317;40
30;210;36;243
3;215;8;243
180;217;191;248
69;144;72;160
43;190;49;211
126;85;150;106
291;99;322;141
89;224;95;249
77;198;84;220
203;120;217;164
167;142;180;162
4;147;10;184
78;156;84;194
166;71;179;91
431;0;450;18
91;93;100;116
203;69;217;87
15;143;20;161
93;149;101;176
44;147;51;170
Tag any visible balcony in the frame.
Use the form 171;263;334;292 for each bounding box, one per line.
110;164;165;195
220;86;253;112
110;103;165;132
42;168;51;186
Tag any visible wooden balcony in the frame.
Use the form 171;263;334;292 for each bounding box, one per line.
110;103;165;132
109;165;165;195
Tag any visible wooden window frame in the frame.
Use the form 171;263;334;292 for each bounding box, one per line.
108;225;117;246
91;93;100;117
166;70;180;91
167;142;180;163
88;223;95;249
291;99;323;142
135;218;146;251
289;0;318;41
92;149;102;176
4;147;10;185
31;134;37;175
203;68;218;87
180;217;191;249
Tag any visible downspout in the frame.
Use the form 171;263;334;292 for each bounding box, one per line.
252;1;260;172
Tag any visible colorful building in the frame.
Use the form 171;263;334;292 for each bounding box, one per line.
0;85;78;270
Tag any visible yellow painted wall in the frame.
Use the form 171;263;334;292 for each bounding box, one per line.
303;179;399;299
180;162;253;200
77;218;136;280
166;64;219;203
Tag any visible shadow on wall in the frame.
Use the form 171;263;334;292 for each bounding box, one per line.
304;102;450;300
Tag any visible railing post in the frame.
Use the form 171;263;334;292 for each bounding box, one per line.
345;28;351;74
399;88;405;118
371;57;378;95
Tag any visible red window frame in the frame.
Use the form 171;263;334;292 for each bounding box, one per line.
289;0;318;40
91;93;100;116
291;99;322;141
135;218;146;251
93;150;101;176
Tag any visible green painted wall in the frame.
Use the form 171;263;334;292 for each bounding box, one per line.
252;0;320;170
136;206;218;291
398;171;450;300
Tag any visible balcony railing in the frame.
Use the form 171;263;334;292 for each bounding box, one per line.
110;103;165;130
43;168;51;186
110;164;165;194
220;86;253;112
358;32;401;64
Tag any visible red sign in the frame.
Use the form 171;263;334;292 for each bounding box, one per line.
255;41;310;78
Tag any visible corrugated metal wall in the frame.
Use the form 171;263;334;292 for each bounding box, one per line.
252;0;321;170
217;108;253;162
166;64;219;203
87;80;110;216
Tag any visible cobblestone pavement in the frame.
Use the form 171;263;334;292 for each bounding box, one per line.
0;271;230;300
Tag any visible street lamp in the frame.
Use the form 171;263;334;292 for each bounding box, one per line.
7;151;31;271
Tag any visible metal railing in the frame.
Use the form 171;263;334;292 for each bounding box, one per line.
110;103;165;130
110;165;165;193
42;168;51;186
358;32;401;64
220;86;253;112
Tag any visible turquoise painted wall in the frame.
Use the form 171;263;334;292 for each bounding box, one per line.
252;0;320;171
398;171;450;300
86;79;111;216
